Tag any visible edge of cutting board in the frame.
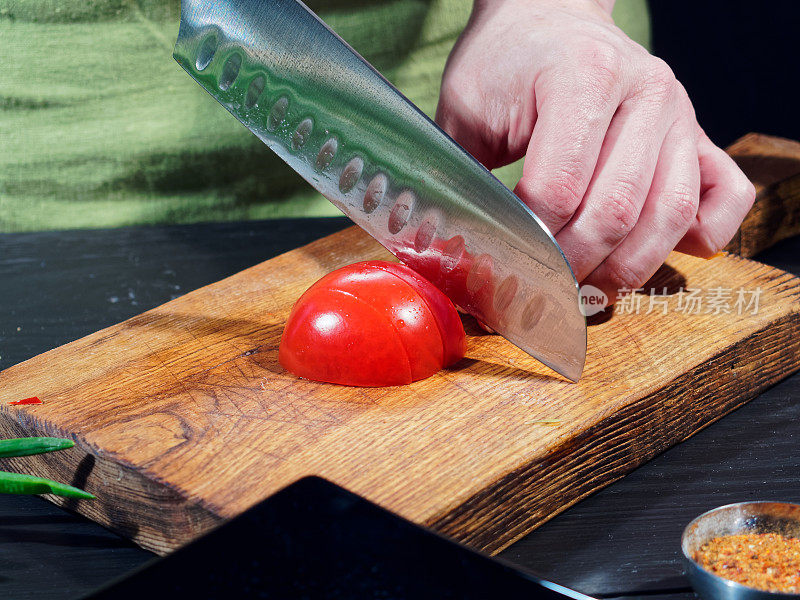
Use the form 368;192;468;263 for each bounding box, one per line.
0;415;223;555
427;311;800;553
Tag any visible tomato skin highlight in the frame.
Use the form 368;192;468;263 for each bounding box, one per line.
279;287;412;386
368;261;467;367
316;265;445;381
278;261;466;387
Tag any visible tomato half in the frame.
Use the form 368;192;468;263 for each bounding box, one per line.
279;261;466;386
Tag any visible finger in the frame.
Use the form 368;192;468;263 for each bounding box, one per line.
582;118;700;304
436;87;503;169
513;52;623;234
674;130;756;257
554;88;675;282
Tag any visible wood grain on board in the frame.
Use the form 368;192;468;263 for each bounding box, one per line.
1;134;800;556
726;133;800;257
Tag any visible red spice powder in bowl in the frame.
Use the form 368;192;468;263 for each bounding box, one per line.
693;532;800;593
682;502;800;600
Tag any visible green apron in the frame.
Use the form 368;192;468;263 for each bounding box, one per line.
0;0;649;232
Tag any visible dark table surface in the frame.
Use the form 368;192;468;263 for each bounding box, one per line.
1;218;799;600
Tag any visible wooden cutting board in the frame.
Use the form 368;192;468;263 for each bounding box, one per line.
2;134;800;556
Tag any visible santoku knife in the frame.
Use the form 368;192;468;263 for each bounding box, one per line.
173;0;587;381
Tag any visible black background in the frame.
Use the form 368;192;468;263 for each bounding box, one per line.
650;0;800;147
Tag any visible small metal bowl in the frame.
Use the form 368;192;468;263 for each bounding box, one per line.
682;502;800;600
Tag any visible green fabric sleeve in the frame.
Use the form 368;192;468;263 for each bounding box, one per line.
0;0;649;232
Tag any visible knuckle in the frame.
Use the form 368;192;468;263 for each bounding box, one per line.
604;260;648;294
573;41;623;105
638;57;677;101
664;184;699;229
540;169;586;224
599;180;642;244
651;57;676;82
576;39;623;75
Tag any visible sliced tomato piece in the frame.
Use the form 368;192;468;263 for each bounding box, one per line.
317;265;445;381
279;286;412;386
367;261;466;367
278;261;466;387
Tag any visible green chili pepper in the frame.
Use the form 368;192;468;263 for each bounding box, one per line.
0;471;95;499
0;436;93;499
0;437;75;458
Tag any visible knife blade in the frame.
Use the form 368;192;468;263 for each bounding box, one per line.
173;0;587;381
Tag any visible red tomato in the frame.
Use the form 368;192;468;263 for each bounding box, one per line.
279;261;466;386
